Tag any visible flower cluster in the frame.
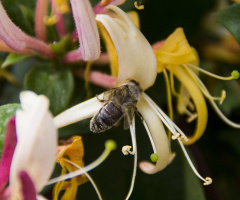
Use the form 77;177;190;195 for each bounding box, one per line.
0;0;239;199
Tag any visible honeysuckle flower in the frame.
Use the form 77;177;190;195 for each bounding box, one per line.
53;136;88;200
0;91;57;199
155;28;240;145
53;5;212;199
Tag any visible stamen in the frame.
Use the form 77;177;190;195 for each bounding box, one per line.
125;117;137;200
56;0;70;14
122;145;134;155
142;93;189;140
43;15;59;26
47;140;116;185
186;112;198;123
180;135;188;142
63;159;103;200
186;63;238;81
184;66;227;104
219;90;226;105
172;133;180;140
142;120;157;153
178;140;212;185
184;67;240;127
134;1;144;10
203;177;213;186
170;72;181;97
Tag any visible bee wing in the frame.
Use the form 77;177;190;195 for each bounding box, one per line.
123;105;136;130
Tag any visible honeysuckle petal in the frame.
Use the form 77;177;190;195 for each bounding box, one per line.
98;10;140;77
19;170;36;200
0;40;31;54
96;5;157;90
137;97;173;174
170;65;208;145
35;0;48;41
0;3;54;58
10;91;57;197
0;116;16;192
54;96;103;128
54;136;87;200
70;0;100;61
156;28;197;73
94;0;126;14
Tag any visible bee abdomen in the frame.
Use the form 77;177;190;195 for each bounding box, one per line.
90;102;123;133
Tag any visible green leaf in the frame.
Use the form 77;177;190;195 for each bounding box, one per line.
1;53;31;69
24;64;74;115
19;4;35;35
215;3;240;45
181;149;206;200
0;104;20;158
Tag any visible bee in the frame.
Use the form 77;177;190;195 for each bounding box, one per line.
90;79;142;133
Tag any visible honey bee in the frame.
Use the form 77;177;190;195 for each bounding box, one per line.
90;80;142;133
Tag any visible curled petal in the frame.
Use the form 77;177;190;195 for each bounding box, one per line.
137;98;173;174
54;96;103;129
96;5;157;90
70;0;100;61
171;65;208;145
0;4;54;58
156;28;197;73
10;91;57;196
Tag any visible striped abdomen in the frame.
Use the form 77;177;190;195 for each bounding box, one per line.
90;101;123;133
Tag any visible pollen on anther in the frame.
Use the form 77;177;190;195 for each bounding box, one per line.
180;135;189;142
172;133;180;140
134;1;144;10
122;145;132;155
203;177;212;186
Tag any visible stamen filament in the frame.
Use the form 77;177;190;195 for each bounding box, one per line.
170;71;181;97
125;117;137;200
178;140;212;185
47;140;116;185
184;66;226;104
143;93;189;140
186;63;236;80
142;120;157;153
63;159;103;200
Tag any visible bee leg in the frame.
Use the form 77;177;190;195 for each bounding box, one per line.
136;110;144;122
96;94;107;103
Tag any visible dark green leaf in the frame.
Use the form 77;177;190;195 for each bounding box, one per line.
0;104;20;157
1;53;31;69
19;4;35;35
24;65;74;115
215;3;240;45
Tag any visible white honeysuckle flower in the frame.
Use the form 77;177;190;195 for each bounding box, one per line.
54;5;211;200
10;91;57;199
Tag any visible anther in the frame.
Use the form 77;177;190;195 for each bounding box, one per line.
99;0;111;6
219;90;226;105
187;113;198;123
122;145;134;155
43;15;59;26
180;135;189;142
134;1;144;10
203;177;212;186
172;133;180;140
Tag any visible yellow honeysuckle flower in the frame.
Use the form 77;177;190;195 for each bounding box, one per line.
155;27;240;145
53;136;88;200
